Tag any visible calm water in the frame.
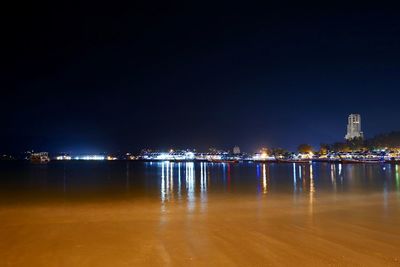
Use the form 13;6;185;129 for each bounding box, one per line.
0;161;399;201
1;161;400;266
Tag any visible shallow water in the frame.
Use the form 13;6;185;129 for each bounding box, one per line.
0;161;399;266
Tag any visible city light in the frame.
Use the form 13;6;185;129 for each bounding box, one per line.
253;152;275;161
56;155;72;160
185;151;195;159
74;155;105;161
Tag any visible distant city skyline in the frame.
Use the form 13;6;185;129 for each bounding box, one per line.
1;113;399;154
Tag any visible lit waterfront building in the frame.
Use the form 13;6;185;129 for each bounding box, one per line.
55;154;72;160
74;155;105;160
345;114;364;140
233;146;241;155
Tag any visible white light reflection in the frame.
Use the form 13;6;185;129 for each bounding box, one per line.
200;162;207;192
166;161;170;200
186;162;195;212
200;162;208;211
331;164;337;193
178;162;182;199
293;163;297;193
160;162;171;225
160;161;174;203
170;162;174;201
338;163;343;184
161;162;166;203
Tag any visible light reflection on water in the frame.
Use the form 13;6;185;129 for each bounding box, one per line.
0;161;399;205
309;163;315;215
153;161;400;208
262;163;268;195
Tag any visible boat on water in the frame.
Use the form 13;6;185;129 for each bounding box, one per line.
30;152;50;164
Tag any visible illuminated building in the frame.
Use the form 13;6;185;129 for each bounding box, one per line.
139;150;196;161
233;146;241;155
297;152;314;160
30;152;50;163
253;151;275;161
345;114;364;140
74;155;105;160
56;155;72;160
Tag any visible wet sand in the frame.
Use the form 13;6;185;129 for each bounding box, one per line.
1;193;399;266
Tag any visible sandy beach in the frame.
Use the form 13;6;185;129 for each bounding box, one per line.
1;192;399;266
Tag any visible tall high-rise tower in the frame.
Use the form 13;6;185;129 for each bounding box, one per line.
345;114;364;140
233;146;241;155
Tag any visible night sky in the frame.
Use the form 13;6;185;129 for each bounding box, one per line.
2;2;400;153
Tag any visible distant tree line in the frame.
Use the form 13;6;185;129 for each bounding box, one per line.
365;131;400;149
294;131;400;154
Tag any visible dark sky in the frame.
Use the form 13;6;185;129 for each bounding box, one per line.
2;2;400;153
